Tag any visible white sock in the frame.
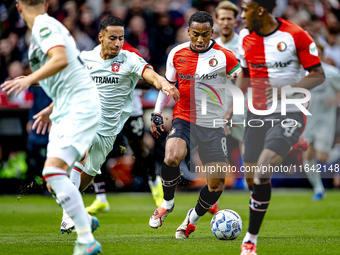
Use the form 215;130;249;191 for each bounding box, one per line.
70;162;84;189
189;208;200;225
96;193;108;204
243;232;258;245
161;198;174;209
43;167;94;244
327;146;340;163
304;159;325;194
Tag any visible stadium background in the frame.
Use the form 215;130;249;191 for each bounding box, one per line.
0;0;340;194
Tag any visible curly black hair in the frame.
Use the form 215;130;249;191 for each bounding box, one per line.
188;11;214;28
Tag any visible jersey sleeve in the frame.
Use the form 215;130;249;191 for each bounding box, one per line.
238;29;249;69
129;52;153;78
295;30;321;71
33;20;66;54
165;48;177;83
224;50;241;76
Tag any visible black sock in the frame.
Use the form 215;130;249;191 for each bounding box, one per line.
161;162;180;201
195;185;222;216
248;183;271;235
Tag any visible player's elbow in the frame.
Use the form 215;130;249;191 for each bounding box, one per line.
314;65;326;84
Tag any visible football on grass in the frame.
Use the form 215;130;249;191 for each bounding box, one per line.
211;209;242;240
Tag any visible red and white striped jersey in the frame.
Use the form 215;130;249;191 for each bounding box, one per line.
238;18;321;112
166;40;240;128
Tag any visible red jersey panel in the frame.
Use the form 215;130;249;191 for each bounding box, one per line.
238;18;321;112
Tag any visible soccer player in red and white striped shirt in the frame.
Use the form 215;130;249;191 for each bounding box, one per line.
231;1;326;254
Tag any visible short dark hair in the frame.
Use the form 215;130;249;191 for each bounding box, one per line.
189;11;214;28
252;0;276;13
100;16;124;32
19;0;45;5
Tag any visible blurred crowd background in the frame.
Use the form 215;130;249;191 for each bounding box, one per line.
1;0;340;194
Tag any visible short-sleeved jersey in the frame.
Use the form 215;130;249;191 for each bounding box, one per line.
80;44;152;136
166;40;240;128
215;33;239;57
305;62;340;129
28;13;98;123
238;18;321;112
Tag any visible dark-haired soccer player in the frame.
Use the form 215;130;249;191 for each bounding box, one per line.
33;16;179;234
231;1;325;254
149;11;241;238
2;0;102;254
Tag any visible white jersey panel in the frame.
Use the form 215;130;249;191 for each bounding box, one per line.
29;13;99;124
263;30;307;113
81;45;151;136
215;33;239;57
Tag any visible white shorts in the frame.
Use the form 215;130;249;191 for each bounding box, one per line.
47;101;100;167
83;133;117;176
302;123;335;153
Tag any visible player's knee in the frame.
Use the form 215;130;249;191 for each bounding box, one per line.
316;154;328;163
164;154;182;167
208;180;224;193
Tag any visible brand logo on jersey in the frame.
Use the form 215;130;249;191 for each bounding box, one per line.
277;42;287;52
169;128;176;136
180;58;186;63
178;72;217;81
112;63;120;73
92;76;119;84
250;60;293;69
309;42;318;56
39;27;51;38
209;58;218;67
85;65;92;70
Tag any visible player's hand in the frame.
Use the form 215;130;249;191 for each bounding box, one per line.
223;103;233;136
265;82;281;103
32;105;53;135
151;113;164;138
161;80;180;102
1;76;32;97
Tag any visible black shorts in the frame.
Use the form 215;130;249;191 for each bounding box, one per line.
121;116;144;141
166;118;228;165
243;112;305;163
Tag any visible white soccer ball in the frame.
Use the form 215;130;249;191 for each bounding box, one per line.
211;209;242;240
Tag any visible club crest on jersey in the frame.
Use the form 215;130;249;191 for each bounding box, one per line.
209;58;218;67
112;63;120;73
169;128;176;136
277;42;287;52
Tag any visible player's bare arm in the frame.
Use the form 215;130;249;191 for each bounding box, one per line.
1;47;68;96
265;65;325;100
142;68;180;102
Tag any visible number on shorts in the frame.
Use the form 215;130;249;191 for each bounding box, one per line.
283;119;302;138
221;137;228;156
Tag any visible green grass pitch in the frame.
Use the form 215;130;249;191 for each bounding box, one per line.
0;190;339;255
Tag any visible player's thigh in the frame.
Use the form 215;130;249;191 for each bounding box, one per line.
196;126;227;165
84;133;116;176
263;112;305;160
164;119;191;165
